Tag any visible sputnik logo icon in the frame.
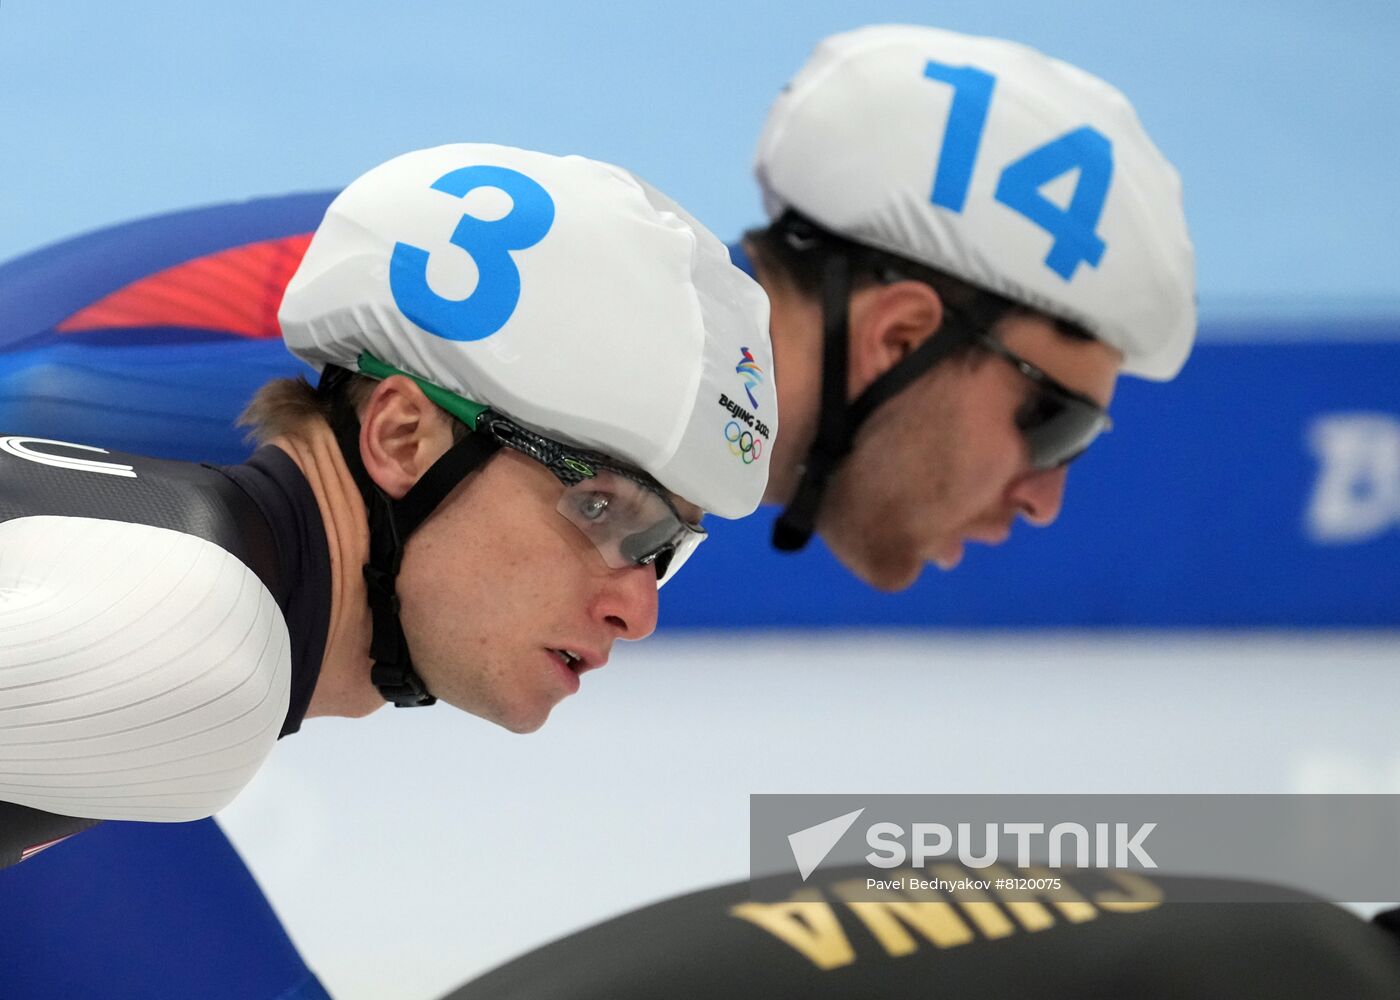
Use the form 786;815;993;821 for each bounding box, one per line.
788;808;866;881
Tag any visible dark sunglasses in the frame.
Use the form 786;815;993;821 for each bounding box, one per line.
869;264;1113;471
974;334;1112;470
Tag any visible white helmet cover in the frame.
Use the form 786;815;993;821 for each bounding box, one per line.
280;143;775;518
756;25;1196;380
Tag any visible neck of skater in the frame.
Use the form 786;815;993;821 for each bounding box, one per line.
270;422;383;720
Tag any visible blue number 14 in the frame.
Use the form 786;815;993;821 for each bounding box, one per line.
922;59;1113;282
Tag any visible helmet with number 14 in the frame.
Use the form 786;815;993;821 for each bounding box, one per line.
742;24;1195;589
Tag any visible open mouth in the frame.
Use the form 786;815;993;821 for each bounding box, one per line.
549;649;583;672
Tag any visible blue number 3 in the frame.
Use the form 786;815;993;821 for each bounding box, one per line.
390;165;556;342
923;59;1112;282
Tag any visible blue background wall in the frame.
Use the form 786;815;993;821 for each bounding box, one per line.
666;335;1400;628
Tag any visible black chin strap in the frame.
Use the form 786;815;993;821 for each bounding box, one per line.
321;365;501;707
772;252;852;551
770;216;983;553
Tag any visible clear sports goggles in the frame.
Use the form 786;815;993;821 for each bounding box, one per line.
355;354;706;587
477;413;707;587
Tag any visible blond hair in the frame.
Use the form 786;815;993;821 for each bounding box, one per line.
239;372;466;445
239;374;376;445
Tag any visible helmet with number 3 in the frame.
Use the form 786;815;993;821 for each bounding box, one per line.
279;144;774;707
282;143;775;520
756;24;1195;381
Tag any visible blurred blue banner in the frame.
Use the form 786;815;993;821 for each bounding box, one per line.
664;331;1400;628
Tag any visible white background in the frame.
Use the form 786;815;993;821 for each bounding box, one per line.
222;630;1400;999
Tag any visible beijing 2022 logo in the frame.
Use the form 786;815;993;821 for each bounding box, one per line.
719;346;769;464
736;347;764;408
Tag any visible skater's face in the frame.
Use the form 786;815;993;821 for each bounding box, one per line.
361;377;700;732
817;292;1122;591
398;447;671;732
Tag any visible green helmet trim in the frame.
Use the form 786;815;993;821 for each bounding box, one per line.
356;352;490;430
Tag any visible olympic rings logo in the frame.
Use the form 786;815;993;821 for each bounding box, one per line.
725;420;763;464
